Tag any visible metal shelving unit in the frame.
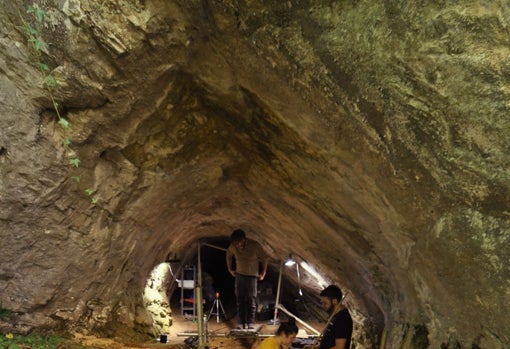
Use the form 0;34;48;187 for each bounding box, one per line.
180;266;196;317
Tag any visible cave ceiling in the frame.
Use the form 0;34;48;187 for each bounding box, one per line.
0;1;509;348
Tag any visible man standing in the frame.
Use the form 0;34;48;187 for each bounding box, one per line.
308;285;353;349
226;229;268;329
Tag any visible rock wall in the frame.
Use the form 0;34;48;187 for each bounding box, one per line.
0;0;508;348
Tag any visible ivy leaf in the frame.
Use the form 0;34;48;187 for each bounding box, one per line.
58;118;70;129
27;6;46;23
62;138;71;146
91;197;98;205
84;188;94;196
34;37;48;51
68;158;80;167
70;175;81;183
28;25;39;36
34;8;46;23
18;24;38;37
38;63;49;72
45;75;58;89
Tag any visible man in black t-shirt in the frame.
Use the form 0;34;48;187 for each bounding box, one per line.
317;285;353;349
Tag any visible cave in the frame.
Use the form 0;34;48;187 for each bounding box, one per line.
0;1;509;348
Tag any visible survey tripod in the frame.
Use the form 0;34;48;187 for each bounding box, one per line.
208;292;226;323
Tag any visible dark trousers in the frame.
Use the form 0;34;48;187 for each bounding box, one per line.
235;274;257;325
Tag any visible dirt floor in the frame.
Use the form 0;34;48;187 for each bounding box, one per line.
71;313;319;349
67;290;322;349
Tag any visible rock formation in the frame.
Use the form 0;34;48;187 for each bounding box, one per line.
0;0;508;348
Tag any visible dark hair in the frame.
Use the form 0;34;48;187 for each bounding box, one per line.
276;317;298;336
320;285;343;301
230;229;246;243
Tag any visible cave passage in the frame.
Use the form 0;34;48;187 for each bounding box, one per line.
144;236;332;337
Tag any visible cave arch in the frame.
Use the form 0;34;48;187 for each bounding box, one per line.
142;235;386;347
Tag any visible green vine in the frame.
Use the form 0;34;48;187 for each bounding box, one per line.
19;5;98;205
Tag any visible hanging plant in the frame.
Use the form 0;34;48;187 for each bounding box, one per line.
18;4;98;205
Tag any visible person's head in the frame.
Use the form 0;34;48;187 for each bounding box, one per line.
319;285;343;314
276;317;298;345
230;229;246;249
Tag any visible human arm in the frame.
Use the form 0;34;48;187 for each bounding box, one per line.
259;259;268;280
226;248;236;277
255;241;268;280
301;338;346;349
331;338;347;349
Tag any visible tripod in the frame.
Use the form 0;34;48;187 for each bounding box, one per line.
208;292;226;323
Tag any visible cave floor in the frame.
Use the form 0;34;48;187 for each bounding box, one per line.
73;313;318;348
